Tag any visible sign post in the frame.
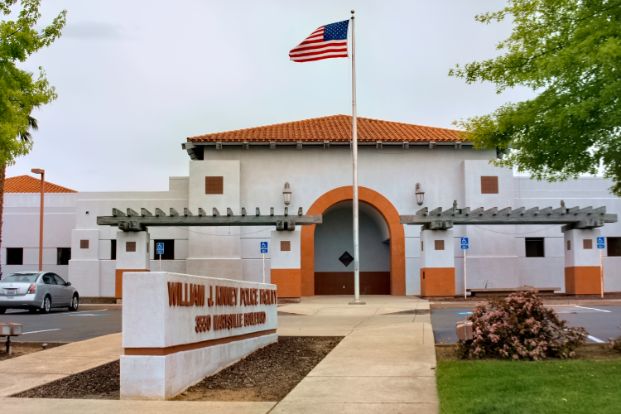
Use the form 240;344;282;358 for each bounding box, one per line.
260;241;269;283
597;236;605;299
156;242;165;271
460;237;469;300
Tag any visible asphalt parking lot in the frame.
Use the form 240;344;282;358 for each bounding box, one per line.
0;306;121;343
431;304;621;344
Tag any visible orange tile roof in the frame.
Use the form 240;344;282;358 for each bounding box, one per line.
187;115;466;143
5;175;77;193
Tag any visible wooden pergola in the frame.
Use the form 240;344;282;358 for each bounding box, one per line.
97;207;322;232
400;204;617;230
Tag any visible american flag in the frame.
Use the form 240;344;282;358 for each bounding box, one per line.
289;20;350;62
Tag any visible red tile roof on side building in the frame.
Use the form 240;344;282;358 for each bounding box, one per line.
5;175;77;193
187;114;467;143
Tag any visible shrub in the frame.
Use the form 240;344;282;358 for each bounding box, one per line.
457;291;586;360
612;337;621;353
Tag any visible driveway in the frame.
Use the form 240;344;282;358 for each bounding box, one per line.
0;306;121;343
431;304;621;344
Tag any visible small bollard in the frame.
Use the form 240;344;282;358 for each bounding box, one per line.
456;321;474;341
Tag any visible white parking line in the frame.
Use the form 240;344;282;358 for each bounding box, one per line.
587;335;606;344
68;309;108;315
21;328;61;335
575;305;611;313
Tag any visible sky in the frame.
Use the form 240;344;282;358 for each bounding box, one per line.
7;0;533;191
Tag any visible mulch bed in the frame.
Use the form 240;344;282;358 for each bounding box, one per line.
14;336;342;401
0;342;62;362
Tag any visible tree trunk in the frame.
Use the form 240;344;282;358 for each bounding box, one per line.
0;164;4;278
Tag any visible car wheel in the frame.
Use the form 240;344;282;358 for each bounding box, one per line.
0;307;5;314
41;296;52;314
69;295;79;312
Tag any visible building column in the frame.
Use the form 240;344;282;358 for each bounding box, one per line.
270;229;301;298
420;228;456;297
564;228;601;295
115;230;150;299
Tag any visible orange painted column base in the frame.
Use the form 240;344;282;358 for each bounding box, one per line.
420;267;455;297
271;269;302;298
115;269;149;299
564;266;601;295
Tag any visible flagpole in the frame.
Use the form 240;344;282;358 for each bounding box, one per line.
350;10;364;305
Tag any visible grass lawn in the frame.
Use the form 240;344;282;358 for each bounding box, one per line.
437;359;621;414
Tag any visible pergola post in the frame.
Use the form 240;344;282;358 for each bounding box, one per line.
270;229;301;298
420;228;455;297
563;228;602;295
115;230;150;299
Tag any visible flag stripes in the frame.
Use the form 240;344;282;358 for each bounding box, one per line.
289;20;349;62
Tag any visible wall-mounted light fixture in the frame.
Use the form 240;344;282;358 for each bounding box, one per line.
283;182;292;206
415;182;425;206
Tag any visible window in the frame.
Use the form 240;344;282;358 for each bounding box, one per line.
205;176;223;194
6;248;23;265
607;237;621;257
481;176;499;194
53;274;68;286
434;240;445;250
126;241;136;252
280;241;291;252
42;273;56;285
153;239;175;260
525;238;545;257
583;239;593;250
57;248;71;265
80;239;89;249
567;240;571;251
110;240;116;260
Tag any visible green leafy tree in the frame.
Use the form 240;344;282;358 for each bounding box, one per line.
451;0;621;194
0;0;66;275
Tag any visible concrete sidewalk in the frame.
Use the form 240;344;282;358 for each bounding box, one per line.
0;296;438;414
274;296;438;413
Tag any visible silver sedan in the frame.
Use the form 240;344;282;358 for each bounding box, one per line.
0;272;79;314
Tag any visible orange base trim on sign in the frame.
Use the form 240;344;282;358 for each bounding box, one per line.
270;268;301;298
420;267;455;297
115;269;149;299
564;266;601;295
124;329;277;356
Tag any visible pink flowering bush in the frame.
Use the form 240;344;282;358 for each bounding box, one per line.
457;291;586;360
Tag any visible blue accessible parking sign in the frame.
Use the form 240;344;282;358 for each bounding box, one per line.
260;241;269;254
597;236;606;249
460;237;469;250
156;242;165;255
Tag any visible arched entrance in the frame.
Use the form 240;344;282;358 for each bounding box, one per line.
314;201;391;294
301;186;406;296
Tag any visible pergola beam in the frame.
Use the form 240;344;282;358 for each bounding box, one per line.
401;205;617;230
98;207;322;232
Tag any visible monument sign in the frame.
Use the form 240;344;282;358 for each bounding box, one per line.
120;271;277;399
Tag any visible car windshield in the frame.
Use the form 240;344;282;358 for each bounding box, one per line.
2;273;39;283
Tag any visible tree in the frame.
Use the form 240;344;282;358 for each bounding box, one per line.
450;0;621;194
0;0;66;275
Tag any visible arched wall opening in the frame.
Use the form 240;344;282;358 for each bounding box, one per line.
314;201;391;294
301;186;406;296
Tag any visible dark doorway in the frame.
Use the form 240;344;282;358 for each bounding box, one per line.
314;202;390;294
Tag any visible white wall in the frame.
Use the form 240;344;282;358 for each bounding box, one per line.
2;193;77;279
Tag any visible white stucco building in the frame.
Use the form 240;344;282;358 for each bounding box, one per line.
3;115;620;297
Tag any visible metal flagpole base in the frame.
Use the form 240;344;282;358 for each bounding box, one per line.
348;299;366;305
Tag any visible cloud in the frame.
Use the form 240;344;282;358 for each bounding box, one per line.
63;21;124;40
